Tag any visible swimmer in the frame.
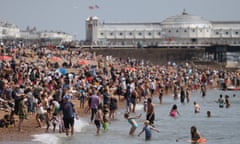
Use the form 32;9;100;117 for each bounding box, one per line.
169;104;180;118
190;126;206;143
124;112;141;136
207;111;211;118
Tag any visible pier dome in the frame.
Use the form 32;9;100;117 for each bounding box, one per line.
161;10;212;28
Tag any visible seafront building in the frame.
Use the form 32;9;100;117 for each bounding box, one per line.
0;21;73;42
85;10;240;68
85;10;240;48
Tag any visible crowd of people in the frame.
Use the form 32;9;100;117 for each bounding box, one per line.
0;41;239;141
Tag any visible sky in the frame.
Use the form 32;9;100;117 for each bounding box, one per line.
0;0;240;40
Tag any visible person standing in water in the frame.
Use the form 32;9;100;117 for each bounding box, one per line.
193;101;200;113
138;120;160;141
217;94;225;108
225;95;230;108
159;89;163;104
124;112;142;136
146;98;155;125
60;95;76;136
94;104;103;135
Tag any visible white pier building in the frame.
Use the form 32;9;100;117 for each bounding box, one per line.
85;10;240;48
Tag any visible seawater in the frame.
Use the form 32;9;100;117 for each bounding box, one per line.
5;89;240;144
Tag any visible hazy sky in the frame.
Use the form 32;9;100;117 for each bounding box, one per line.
0;0;239;40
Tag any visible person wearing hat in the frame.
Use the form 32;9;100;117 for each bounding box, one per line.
138;120;160;141
60;95;76;136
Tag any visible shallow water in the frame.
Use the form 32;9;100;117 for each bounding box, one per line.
4;89;240;144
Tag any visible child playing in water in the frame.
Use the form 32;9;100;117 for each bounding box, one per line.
103;104;109;132
169;104;180;118
51;112;59;132
193;101;200;113
217;94;225;108
124;112;142;136
225;95;230;108
138;120;160;141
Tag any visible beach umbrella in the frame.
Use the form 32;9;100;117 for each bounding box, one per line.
78;59;89;65
56;67;68;75
124;67;136;71
49;56;62;62
0;55;12;61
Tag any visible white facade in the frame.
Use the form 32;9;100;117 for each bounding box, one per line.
40;31;73;42
0;22;21;39
0;20;73;42
85;11;240;47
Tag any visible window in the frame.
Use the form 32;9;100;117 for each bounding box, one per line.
100;32;104;36
110;32;113;36
176;30;179;33
225;32;229;35
119;32;123;36
138;32;142;36
236;32;239;35
168;30;171;33
129;32;132;36
192;29;195;32
158;32;161;35
216;32;219;35
184;30;187;33
148;32;152;36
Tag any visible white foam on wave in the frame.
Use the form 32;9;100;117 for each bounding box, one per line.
32;118;89;144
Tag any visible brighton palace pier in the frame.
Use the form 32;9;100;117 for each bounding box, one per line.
86;10;240;49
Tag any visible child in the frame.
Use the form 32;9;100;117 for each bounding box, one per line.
225;95;230;108
143;96;147;112
169;104;180;118
50;112;59;132
124;112;142;136
45;108;52;133
59;118;64;133
79;87;85;109
217;94;225;108
103;105;109;132
138;120;160;141
193;101;200;113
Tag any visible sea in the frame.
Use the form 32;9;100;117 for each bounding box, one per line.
2;88;240;144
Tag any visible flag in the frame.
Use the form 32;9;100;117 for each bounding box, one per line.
89;6;94;10
95;4;99;9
